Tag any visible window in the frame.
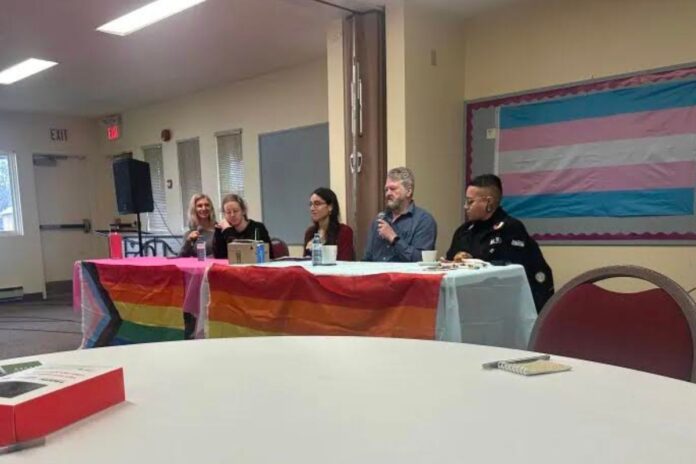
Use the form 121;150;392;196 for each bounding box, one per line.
216;130;244;201
177;138;202;229
0;152;22;235
143;145;167;232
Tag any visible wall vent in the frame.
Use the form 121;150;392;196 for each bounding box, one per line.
0;286;23;302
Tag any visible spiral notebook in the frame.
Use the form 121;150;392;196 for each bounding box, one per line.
483;355;571;376
498;359;571;376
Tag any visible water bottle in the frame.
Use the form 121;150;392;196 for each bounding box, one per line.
108;231;123;259
255;242;265;263
196;236;206;261
311;233;322;266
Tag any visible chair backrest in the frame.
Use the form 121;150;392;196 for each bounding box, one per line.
529;265;696;382
271;237;289;258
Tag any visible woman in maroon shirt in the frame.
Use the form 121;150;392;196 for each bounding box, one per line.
303;187;355;261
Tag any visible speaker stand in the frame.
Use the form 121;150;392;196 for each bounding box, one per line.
136;212;144;257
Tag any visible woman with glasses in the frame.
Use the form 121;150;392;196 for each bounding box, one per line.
213;193;273;259
303;187;355;261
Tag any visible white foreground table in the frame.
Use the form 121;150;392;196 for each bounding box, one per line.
4;337;696;463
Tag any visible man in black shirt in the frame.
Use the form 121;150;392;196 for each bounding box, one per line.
446;174;554;313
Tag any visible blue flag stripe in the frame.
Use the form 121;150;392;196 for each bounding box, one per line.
500;80;696;129
502;188;694;218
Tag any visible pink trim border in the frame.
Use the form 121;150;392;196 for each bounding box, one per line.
536;232;696;241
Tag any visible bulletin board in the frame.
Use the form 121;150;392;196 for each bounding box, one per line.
259;123;329;245
465;64;696;242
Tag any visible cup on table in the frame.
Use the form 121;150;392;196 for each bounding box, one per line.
322;245;338;265
421;250;437;262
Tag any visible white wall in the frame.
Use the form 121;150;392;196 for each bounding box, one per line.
97;59;328;255
0;111;103;294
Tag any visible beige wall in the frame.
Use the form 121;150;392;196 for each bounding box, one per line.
385;2;407;169
327;19;348;218
385;1;467;255
97;59;329;256
0;112;104;294
464;0;696;289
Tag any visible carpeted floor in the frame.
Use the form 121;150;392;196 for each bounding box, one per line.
0;293;82;361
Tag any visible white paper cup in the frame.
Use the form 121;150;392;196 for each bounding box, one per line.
421;250;437;262
322;245;338;264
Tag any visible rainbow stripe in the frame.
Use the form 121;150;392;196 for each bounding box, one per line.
498;79;696;218
206;264;443;339
80;262;187;346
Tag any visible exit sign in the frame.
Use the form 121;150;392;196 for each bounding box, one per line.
107;124;120;141
102;114;122;141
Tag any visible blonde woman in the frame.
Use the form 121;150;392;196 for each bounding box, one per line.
179;193;217;257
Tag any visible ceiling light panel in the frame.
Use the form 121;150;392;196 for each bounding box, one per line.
0;58;58;85
97;0;206;36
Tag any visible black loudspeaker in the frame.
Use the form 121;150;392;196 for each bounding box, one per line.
113;158;154;214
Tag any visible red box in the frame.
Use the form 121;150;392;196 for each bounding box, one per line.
0;366;125;446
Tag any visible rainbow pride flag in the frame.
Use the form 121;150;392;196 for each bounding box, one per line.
80;262;187;347
498;79;696;218
206;264;443;339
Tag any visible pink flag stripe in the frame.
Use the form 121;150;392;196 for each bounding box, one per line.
502;161;696;196
499;106;696;152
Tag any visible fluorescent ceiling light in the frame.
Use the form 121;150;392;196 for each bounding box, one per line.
97;0;207;36
0;58;58;85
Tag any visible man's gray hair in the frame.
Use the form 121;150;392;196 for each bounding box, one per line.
387;166;415;195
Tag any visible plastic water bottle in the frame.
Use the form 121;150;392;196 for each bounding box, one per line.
196;236;206;261
311;233;322;266
108;231;123;259
255;242;265;263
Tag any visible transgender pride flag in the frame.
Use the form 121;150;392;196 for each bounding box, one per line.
497;79;696;218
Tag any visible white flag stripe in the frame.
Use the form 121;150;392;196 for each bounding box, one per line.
499;133;696;174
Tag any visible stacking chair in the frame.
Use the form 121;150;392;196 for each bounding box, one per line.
270;237;290;258
529;265;696;382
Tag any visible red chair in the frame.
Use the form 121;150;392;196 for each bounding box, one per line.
529;265;696;382
271;237;289;258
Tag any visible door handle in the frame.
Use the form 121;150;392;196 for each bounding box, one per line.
39;219;92;234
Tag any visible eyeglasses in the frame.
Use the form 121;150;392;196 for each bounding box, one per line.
464;196;490;207
309;201;327;208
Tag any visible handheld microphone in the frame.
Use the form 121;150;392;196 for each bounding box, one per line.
376;211;386;221
191;225;204;241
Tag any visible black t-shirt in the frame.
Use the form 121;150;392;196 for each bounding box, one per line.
213;219;273;259
446;207;554;312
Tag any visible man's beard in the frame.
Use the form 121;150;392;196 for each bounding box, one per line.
386;197;403;212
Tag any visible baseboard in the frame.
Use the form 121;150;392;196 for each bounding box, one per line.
45;280;72;296
22;292;45;302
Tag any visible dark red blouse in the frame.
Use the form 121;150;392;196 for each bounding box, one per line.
303;223;355;261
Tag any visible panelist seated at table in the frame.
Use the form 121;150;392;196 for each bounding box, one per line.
303;187;355;261
179;193;217;257
364;166;437;262
446;174;554;312
213;193;274;259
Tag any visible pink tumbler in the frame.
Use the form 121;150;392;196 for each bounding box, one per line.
109;231;123;259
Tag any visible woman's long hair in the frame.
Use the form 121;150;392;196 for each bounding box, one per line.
308;187;341;245
187;193;216;230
